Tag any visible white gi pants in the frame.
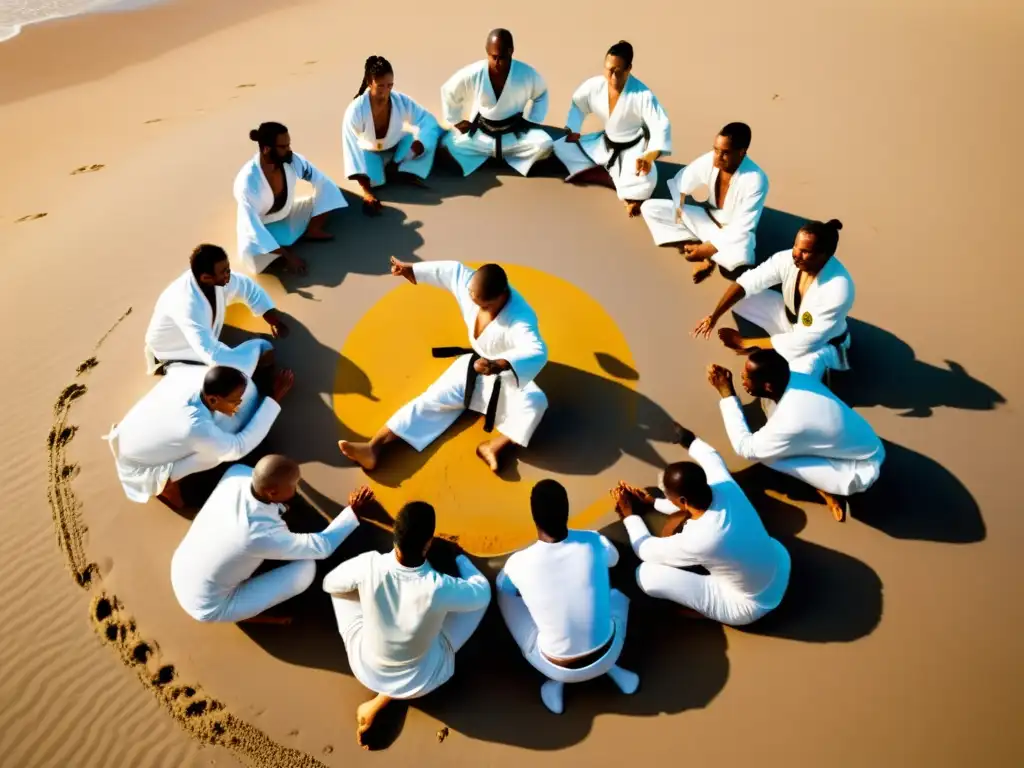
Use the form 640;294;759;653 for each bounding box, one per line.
442;126;554;177
552;131;658;201
172;560;317;623
639;201;753;271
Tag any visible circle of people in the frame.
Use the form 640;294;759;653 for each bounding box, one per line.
103;29;885;745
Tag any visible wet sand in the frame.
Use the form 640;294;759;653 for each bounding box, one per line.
1;0;1022;765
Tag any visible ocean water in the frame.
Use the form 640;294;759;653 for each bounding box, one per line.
0;0;164;42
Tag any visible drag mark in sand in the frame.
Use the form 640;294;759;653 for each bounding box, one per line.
15;212;47;222
71;164;105;175
45;307;331;768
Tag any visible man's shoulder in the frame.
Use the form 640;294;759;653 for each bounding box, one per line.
740;155;768;187
513;59;543;79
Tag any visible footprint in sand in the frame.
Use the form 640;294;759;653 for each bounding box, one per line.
15;212;47;223
144;118;163;125
236;83;256;89
304;60;317;65
71;164;105;175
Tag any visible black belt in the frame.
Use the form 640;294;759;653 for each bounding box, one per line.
542;629;616;670
602;126;648;174
468;113;527;161
153;358;204;376
431;346;501;432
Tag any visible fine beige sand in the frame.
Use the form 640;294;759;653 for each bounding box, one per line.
1;0;1022;765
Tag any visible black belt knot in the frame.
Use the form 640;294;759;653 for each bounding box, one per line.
432;346;501;432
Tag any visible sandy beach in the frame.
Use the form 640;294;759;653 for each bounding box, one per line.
1;0;1022;765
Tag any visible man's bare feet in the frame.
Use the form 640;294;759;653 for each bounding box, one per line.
681;245;707;262
692;260;717;284
476;441;500;472
818;490;849;522
157;481;184;510
624;200;642;218
356;695;391;749
339;440;379;471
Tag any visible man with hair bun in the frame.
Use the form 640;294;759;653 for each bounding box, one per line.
233;121;346;275
553;40;672;218
103;363;293;510
342;55;442;215
613;424;791;625
640;122;769;284
693;219;854;380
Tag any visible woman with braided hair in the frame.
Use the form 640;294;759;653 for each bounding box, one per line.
342;55;442;215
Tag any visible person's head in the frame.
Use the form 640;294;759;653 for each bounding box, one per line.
485;28;514;77
189;243;231;287
201;366;247;416
713;122;752;173
530;479;569;541
356;55;394;100
393;501;436;566
251;454;302;504
468;263;510;312
604;40;633;92
792;219;843;275
659;462;712;514
741;348;791;400
249;122;292;165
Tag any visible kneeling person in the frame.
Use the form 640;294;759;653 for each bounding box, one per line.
340;258;548;473
322;501;491;747
615;426;790;626
170;457;366;623
497;479;639;715
104;364;292;510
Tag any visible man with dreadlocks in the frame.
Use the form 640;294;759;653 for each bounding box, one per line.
233;122;347;275
342;55;443;215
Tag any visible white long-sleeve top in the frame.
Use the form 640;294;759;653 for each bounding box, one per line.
670;151;769;266
440;59;548;126
171;465;359;611
720;373;884;462
497;530;619;658
737;250;855;361
342;90;442;175
144;268;274;374
623;439;787;600
564;74;671;153
322;551;491;698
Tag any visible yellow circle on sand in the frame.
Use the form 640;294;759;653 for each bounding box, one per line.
334;263;637;556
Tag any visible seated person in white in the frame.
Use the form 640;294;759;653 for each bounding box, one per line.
144;243;289;378
322;500;491;747
552;40;671;218
496;479;639;715
694;219;854;381
233;121;347;275
104;364;293;510
170;456;366;623
709;351;885;522
343;55;442;216
614;425;791;626
340;258;547;474
640;122;769;284
440;28;553;177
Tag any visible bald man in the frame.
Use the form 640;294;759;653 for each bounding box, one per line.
709;351;885;522
170;456;374;623
440;28;553;177
104;364;293;510
340;257;547;473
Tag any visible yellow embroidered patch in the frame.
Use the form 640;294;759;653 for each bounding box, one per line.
801;311;813;327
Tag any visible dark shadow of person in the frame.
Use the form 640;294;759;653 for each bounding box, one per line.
830;319;1007;417
356;359;679;489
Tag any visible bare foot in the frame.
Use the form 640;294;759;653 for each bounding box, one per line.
157;481;184;510
681;245;706;262
362;198;382;216
339;440;378;471
692;260;717;284
476;442;500;473
818;490;849;522
355;696;390;749
624;200;642;218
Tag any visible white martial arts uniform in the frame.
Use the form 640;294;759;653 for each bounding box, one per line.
720;372;885;496
322;551;491;699
387;261;548;450
342;90;443;188
640;151;769;271
170;465;359;622
734;250;855;379
144;268;274;377
625;439;791;625
497;531;630;685
440;59;553;176
233;152;347;274
103;365;279;503
552;74;671;201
